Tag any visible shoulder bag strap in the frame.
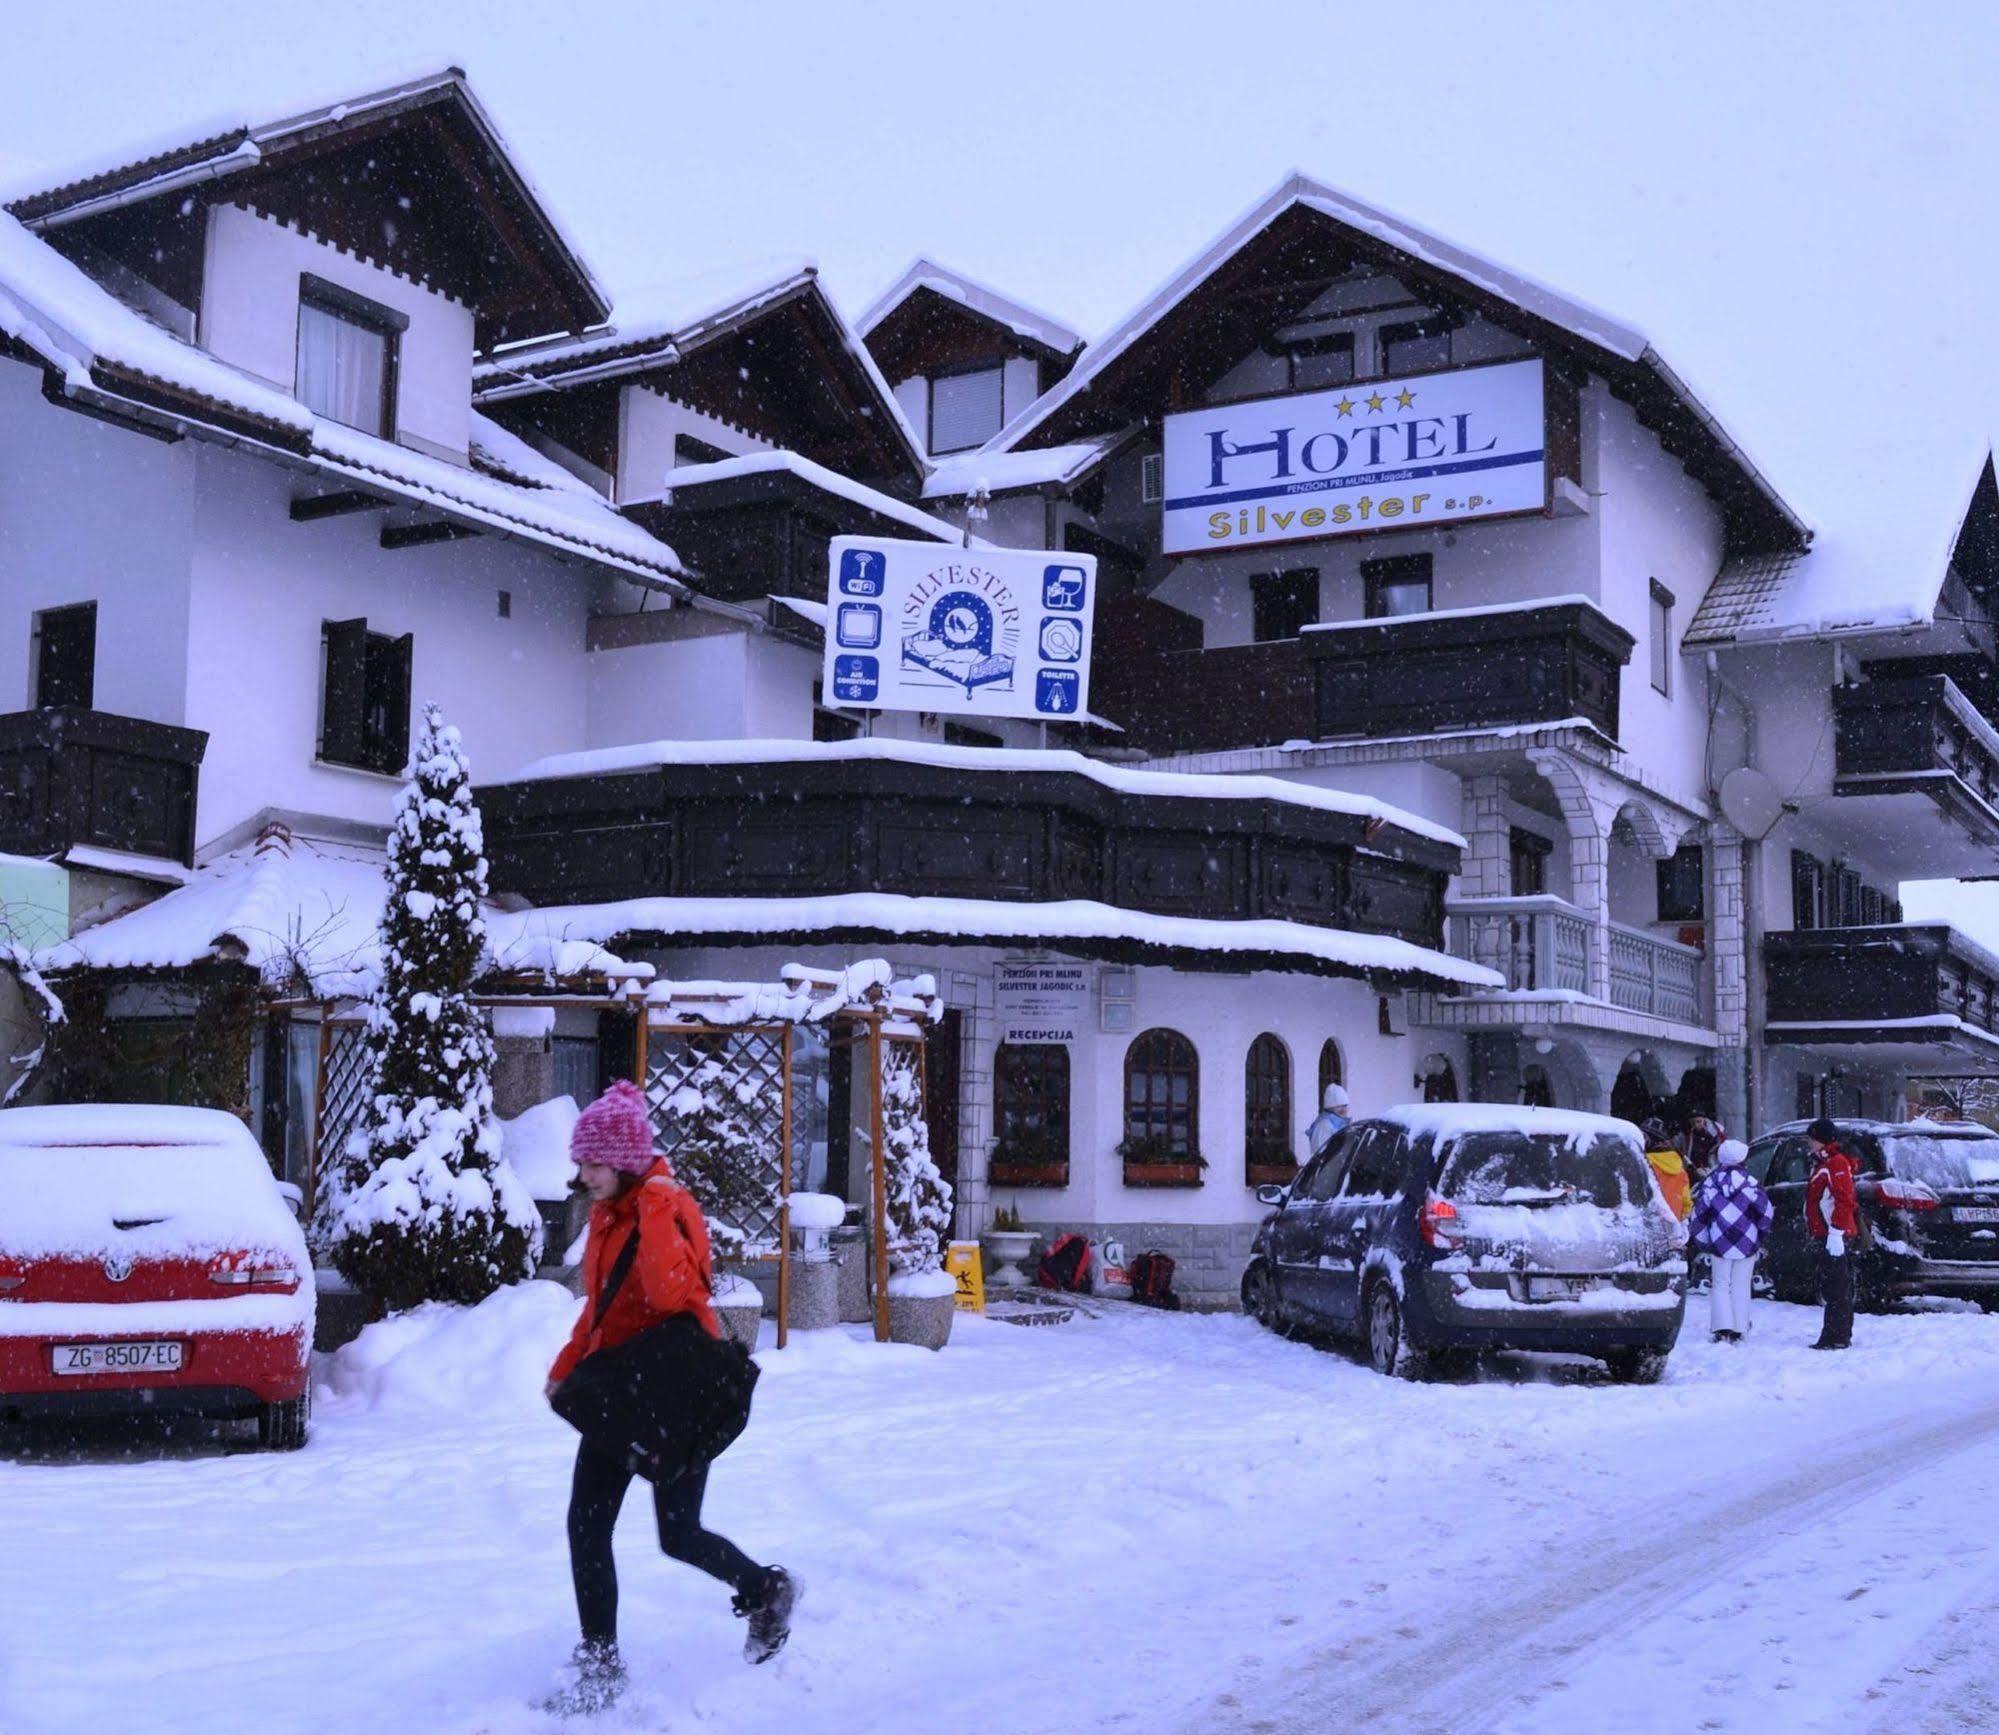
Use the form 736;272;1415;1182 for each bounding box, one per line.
591;1218;643;1330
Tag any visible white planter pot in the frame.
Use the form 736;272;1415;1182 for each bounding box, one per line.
981;1230;1039;1287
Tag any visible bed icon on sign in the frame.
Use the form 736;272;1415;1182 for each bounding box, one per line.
832;654;879;702
839;549;886;596
1035;669;1079;714
1042;565;1087;611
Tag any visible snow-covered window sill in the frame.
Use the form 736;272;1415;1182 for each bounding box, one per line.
312;758;406;784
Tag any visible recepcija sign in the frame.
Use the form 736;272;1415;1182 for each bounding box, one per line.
1159;357;1546;555
994;959;1093;1044
824;536;1097;722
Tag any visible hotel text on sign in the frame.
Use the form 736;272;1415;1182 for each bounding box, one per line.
1159;357;1547;554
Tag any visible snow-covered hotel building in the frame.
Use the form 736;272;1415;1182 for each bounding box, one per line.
4;72;1996;1298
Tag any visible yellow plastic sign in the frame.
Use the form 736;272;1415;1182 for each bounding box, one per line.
945;1241;986;1314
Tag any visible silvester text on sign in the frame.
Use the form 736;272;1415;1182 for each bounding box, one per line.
824;536;1097;722
994;960;1093;1044
1159;357;1546;555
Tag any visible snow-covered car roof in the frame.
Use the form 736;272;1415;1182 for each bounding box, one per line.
1373;1103;1646;1145
0;1104;307;1264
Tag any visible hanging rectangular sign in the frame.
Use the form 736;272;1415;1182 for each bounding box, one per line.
825;536;1097;722
995;959;1093;1044
1159;357;1546;555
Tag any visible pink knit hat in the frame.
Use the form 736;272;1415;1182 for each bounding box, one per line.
570;1080;660;1175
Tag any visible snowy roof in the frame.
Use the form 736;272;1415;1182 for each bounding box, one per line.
921;434;1127;500
500;734;1467;850
4;67;610;330
1686;449;1995;646
658;450;969;545
0;209;686;589
34;833;643;1000
488;891;1502;992
985;172;1805;545
855;257;1084;356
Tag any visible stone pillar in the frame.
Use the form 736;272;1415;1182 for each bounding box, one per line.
1566;824;1612;1000
1459;773;1513;898
489;1005;556;1119
1706;826;1751;1133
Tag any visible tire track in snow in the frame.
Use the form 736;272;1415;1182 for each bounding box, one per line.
1194;1392;1999;1735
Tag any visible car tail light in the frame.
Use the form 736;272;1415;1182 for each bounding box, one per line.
207;1252;300;1291
1875;1178;1940;1212
1420;1195;1465;1250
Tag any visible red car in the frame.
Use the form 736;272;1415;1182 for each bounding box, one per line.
0;1104;315;1448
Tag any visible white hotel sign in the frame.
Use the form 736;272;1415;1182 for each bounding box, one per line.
1159;357;1546;555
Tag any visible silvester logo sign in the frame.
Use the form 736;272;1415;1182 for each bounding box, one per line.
825;536;1097;722
1159;357;1546;554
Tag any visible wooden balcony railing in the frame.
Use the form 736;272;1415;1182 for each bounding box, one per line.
0;707;208;868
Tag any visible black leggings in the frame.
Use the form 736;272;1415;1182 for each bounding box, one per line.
567;1439;764;1644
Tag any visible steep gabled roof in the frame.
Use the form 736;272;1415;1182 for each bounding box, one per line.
856;256;1083;358
474;261;925;486
990;172;1808;554
6;68;610;349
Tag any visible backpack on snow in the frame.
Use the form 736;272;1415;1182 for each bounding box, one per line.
1129;1250;1181;1310
1036;1233;1093;1293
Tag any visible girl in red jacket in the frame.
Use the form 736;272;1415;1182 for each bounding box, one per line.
541;1081;796;1715
1804;1117;1860;1351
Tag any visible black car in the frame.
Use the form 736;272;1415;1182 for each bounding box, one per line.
1743;1118;1999;1311
1241;1104;1687;1381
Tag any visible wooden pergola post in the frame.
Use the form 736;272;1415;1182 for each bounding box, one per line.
869;1011;890;1344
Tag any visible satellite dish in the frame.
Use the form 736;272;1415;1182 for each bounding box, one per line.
1719;766;1784;840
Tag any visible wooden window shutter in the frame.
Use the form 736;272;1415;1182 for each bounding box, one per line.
320;618;369;765
387;632;413;770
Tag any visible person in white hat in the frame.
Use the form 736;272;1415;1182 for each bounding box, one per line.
1306;1083;1350;1160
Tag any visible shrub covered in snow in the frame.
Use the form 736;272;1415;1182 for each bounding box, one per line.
881;1045;952;1275
330;707;539;1311
661;1053;776;1257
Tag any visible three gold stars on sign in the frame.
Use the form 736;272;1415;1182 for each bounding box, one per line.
1333;387;1418;417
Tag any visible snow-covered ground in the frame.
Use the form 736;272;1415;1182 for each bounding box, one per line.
3;1287;1997;1733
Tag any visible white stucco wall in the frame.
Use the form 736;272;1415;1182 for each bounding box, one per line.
617;386;772;505
183;443;593;844
0;360;197;724
198;203;475;460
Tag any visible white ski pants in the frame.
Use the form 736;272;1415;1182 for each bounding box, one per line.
1708;1253;1756;1335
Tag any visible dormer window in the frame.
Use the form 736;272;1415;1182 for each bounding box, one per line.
1381;317;1452;376
295;274;404;437
1285;331;1355;390
929;364;1005;454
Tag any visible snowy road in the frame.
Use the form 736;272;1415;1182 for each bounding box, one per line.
3;1284;1996;1733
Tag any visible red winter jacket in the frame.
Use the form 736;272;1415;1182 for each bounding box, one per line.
549;1161;720;1386
1806;1146;1860;1240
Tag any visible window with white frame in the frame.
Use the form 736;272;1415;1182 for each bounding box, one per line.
1650;580;1675;695
928;365;1005;454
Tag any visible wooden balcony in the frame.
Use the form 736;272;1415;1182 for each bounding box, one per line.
1764;923;1999;1061
0;707;208;868
479;745;1460;953
1833;675;1999;842
1101;599;1633;754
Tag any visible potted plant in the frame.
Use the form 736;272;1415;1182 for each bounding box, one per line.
711;1270;765;1351
987;1130;1069;1189
881;1052;957;1350
1118;1135;1207;1189
981;1203;1040;1286
1245;1146;1301;1188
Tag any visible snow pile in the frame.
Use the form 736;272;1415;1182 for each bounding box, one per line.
786;1192;846;1233
496;1096;580;1203
322;1278;577;1415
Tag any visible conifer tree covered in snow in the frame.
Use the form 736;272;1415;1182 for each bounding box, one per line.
662;1052;777;1257
331;706;539;1311
881;1047;952;1274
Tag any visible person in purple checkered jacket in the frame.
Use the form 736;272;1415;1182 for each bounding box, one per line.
1687;1139;1775;1343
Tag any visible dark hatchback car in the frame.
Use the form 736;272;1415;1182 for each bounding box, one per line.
1242;1104;1687;1381
1743;1119;1999;1311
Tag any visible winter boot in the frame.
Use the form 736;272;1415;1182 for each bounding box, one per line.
538;1639;627;1716
734;1567;799;1665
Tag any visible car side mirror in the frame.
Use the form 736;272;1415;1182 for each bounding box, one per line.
1256;1184;1290;1207
275;1180;307;1224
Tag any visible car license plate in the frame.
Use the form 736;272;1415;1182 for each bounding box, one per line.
1955;1207;1999;1224
52;1339;184;1376
1526;1277;1591;1302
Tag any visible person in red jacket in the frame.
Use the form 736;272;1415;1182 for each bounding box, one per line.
541;1081;796;1716
1804;1117;1860;1351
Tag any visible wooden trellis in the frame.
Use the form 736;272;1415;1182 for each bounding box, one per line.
311;1009;372;1222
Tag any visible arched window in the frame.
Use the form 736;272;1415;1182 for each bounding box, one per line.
1519;1065;1555;1108
1421;1053;1460;1103
1245;1034;1294;1178
1318;1039;1344;1101
1123;1028;1199;1156
990;1043;1070;1184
